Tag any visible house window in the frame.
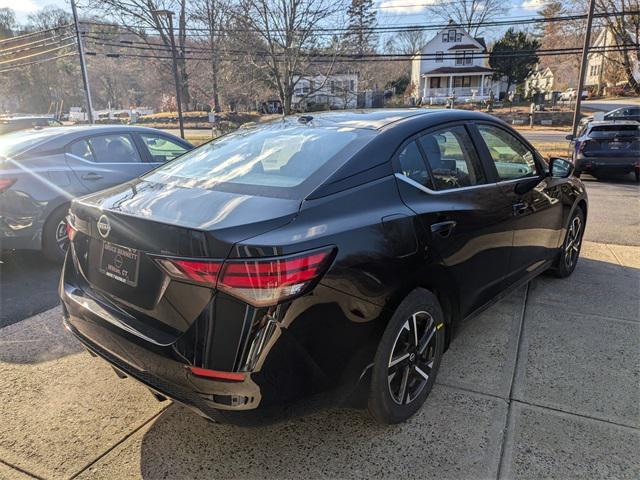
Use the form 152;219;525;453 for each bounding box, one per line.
435;51;444;62
449;29;456;42
453;76;472;88
430;77;441;88
330;80;335;94
442;33;449;42
456;32;462;42
350;80;355;91
455;51;473;65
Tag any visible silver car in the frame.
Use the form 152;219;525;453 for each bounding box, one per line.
0;125;192;261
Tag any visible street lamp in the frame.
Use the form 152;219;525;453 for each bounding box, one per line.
152;9;185;139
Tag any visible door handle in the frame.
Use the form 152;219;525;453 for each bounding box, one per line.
82;172;103;181
430;220;457;238
512;202;528;216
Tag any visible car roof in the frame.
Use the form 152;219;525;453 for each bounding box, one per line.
292;109;435;130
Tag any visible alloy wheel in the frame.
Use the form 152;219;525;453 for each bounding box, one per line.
55;219;69;253
564;216;582;269
387;311;438;405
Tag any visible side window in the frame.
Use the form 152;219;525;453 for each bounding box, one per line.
398;141;431;188
477;125;537;181
418;126;486;191
68;140;94;162
87;134;141;163
140;134;188;163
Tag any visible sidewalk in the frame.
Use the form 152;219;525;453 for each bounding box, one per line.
0;241;638;480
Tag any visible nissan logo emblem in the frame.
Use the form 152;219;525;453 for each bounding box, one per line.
97;215;111;238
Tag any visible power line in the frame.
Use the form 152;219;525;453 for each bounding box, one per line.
0;35;76;58
79;10;637;36
0;43;76;66
0;24;73;46
82;44;639;64
0;52;76;74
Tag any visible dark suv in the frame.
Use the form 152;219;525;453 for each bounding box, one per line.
569;121;640;181
60;110;587;425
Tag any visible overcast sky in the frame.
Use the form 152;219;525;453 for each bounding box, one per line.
9;0;547;41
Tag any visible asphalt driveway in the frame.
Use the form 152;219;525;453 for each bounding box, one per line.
0;240;638;480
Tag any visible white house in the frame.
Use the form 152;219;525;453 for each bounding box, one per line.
524;66;556;98
411;22;500;104
586;26;640;89
292;73;358;110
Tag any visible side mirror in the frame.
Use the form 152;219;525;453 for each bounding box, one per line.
549;157;574;178
565;134;574;141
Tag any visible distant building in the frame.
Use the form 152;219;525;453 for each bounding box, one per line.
586;26;640;90
292;72;358;110
524;66;556;99
410;21;503;104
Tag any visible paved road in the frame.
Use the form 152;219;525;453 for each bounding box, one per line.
581;97;640;113
1;130;638;328
1;241;638;479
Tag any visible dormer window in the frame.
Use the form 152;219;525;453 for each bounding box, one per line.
435;51;444;62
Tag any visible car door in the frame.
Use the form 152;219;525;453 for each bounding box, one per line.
473;122;564;281
66;132;150;192
393;123;515;316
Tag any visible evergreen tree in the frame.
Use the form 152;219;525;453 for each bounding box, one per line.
344;0;377;56
489;28;540;95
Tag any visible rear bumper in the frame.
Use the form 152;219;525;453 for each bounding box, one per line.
576;156;640;174
59;251;377;424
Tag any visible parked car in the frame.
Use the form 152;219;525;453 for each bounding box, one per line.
579;106;640;127
0;116;63;135
559;88;587;102
60;110;587;425
0;125;192;261
567;120;640;181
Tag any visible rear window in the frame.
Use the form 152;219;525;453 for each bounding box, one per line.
0;129;61;157
590;125;639;135
145;123;371;197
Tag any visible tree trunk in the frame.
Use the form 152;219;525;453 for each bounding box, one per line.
211;58;221;113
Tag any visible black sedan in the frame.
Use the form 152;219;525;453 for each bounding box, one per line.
60;110;587;425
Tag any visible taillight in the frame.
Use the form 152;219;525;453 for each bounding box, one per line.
155;258;223;287
154;247;334;307
0;178;16;192
219;249;333;307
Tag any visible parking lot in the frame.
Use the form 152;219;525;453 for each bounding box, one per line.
0;133;639;479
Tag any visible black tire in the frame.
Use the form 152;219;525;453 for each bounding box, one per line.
42;205;70;263
368;288;445;424
549;206;585;278
573;168;582;179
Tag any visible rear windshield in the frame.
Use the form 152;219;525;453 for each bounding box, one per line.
0;128;61;157
144;122;372;197
590;124;639;135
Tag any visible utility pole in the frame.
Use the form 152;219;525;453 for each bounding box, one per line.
70;0;94;124
571;0;596;138
152;10;185;139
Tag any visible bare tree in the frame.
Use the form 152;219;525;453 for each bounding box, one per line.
427;0;508;37
389;30;428;55
85;0;192;107
190;0;230;112
234;0;345;114
595;0;640;93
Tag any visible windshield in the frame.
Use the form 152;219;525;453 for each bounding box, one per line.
0;129;60;157
145;122;371;196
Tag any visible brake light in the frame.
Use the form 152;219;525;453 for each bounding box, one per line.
219;249;333;307
0;178;16;192
155;258;222;286
154;247;334;307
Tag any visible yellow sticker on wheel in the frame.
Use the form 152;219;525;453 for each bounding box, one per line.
437;323;445;330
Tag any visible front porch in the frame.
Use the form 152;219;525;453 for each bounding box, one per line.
421;73;493;103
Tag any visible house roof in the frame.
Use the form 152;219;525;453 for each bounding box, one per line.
474;37;487;50
447;44;481;50
423;66;493;75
